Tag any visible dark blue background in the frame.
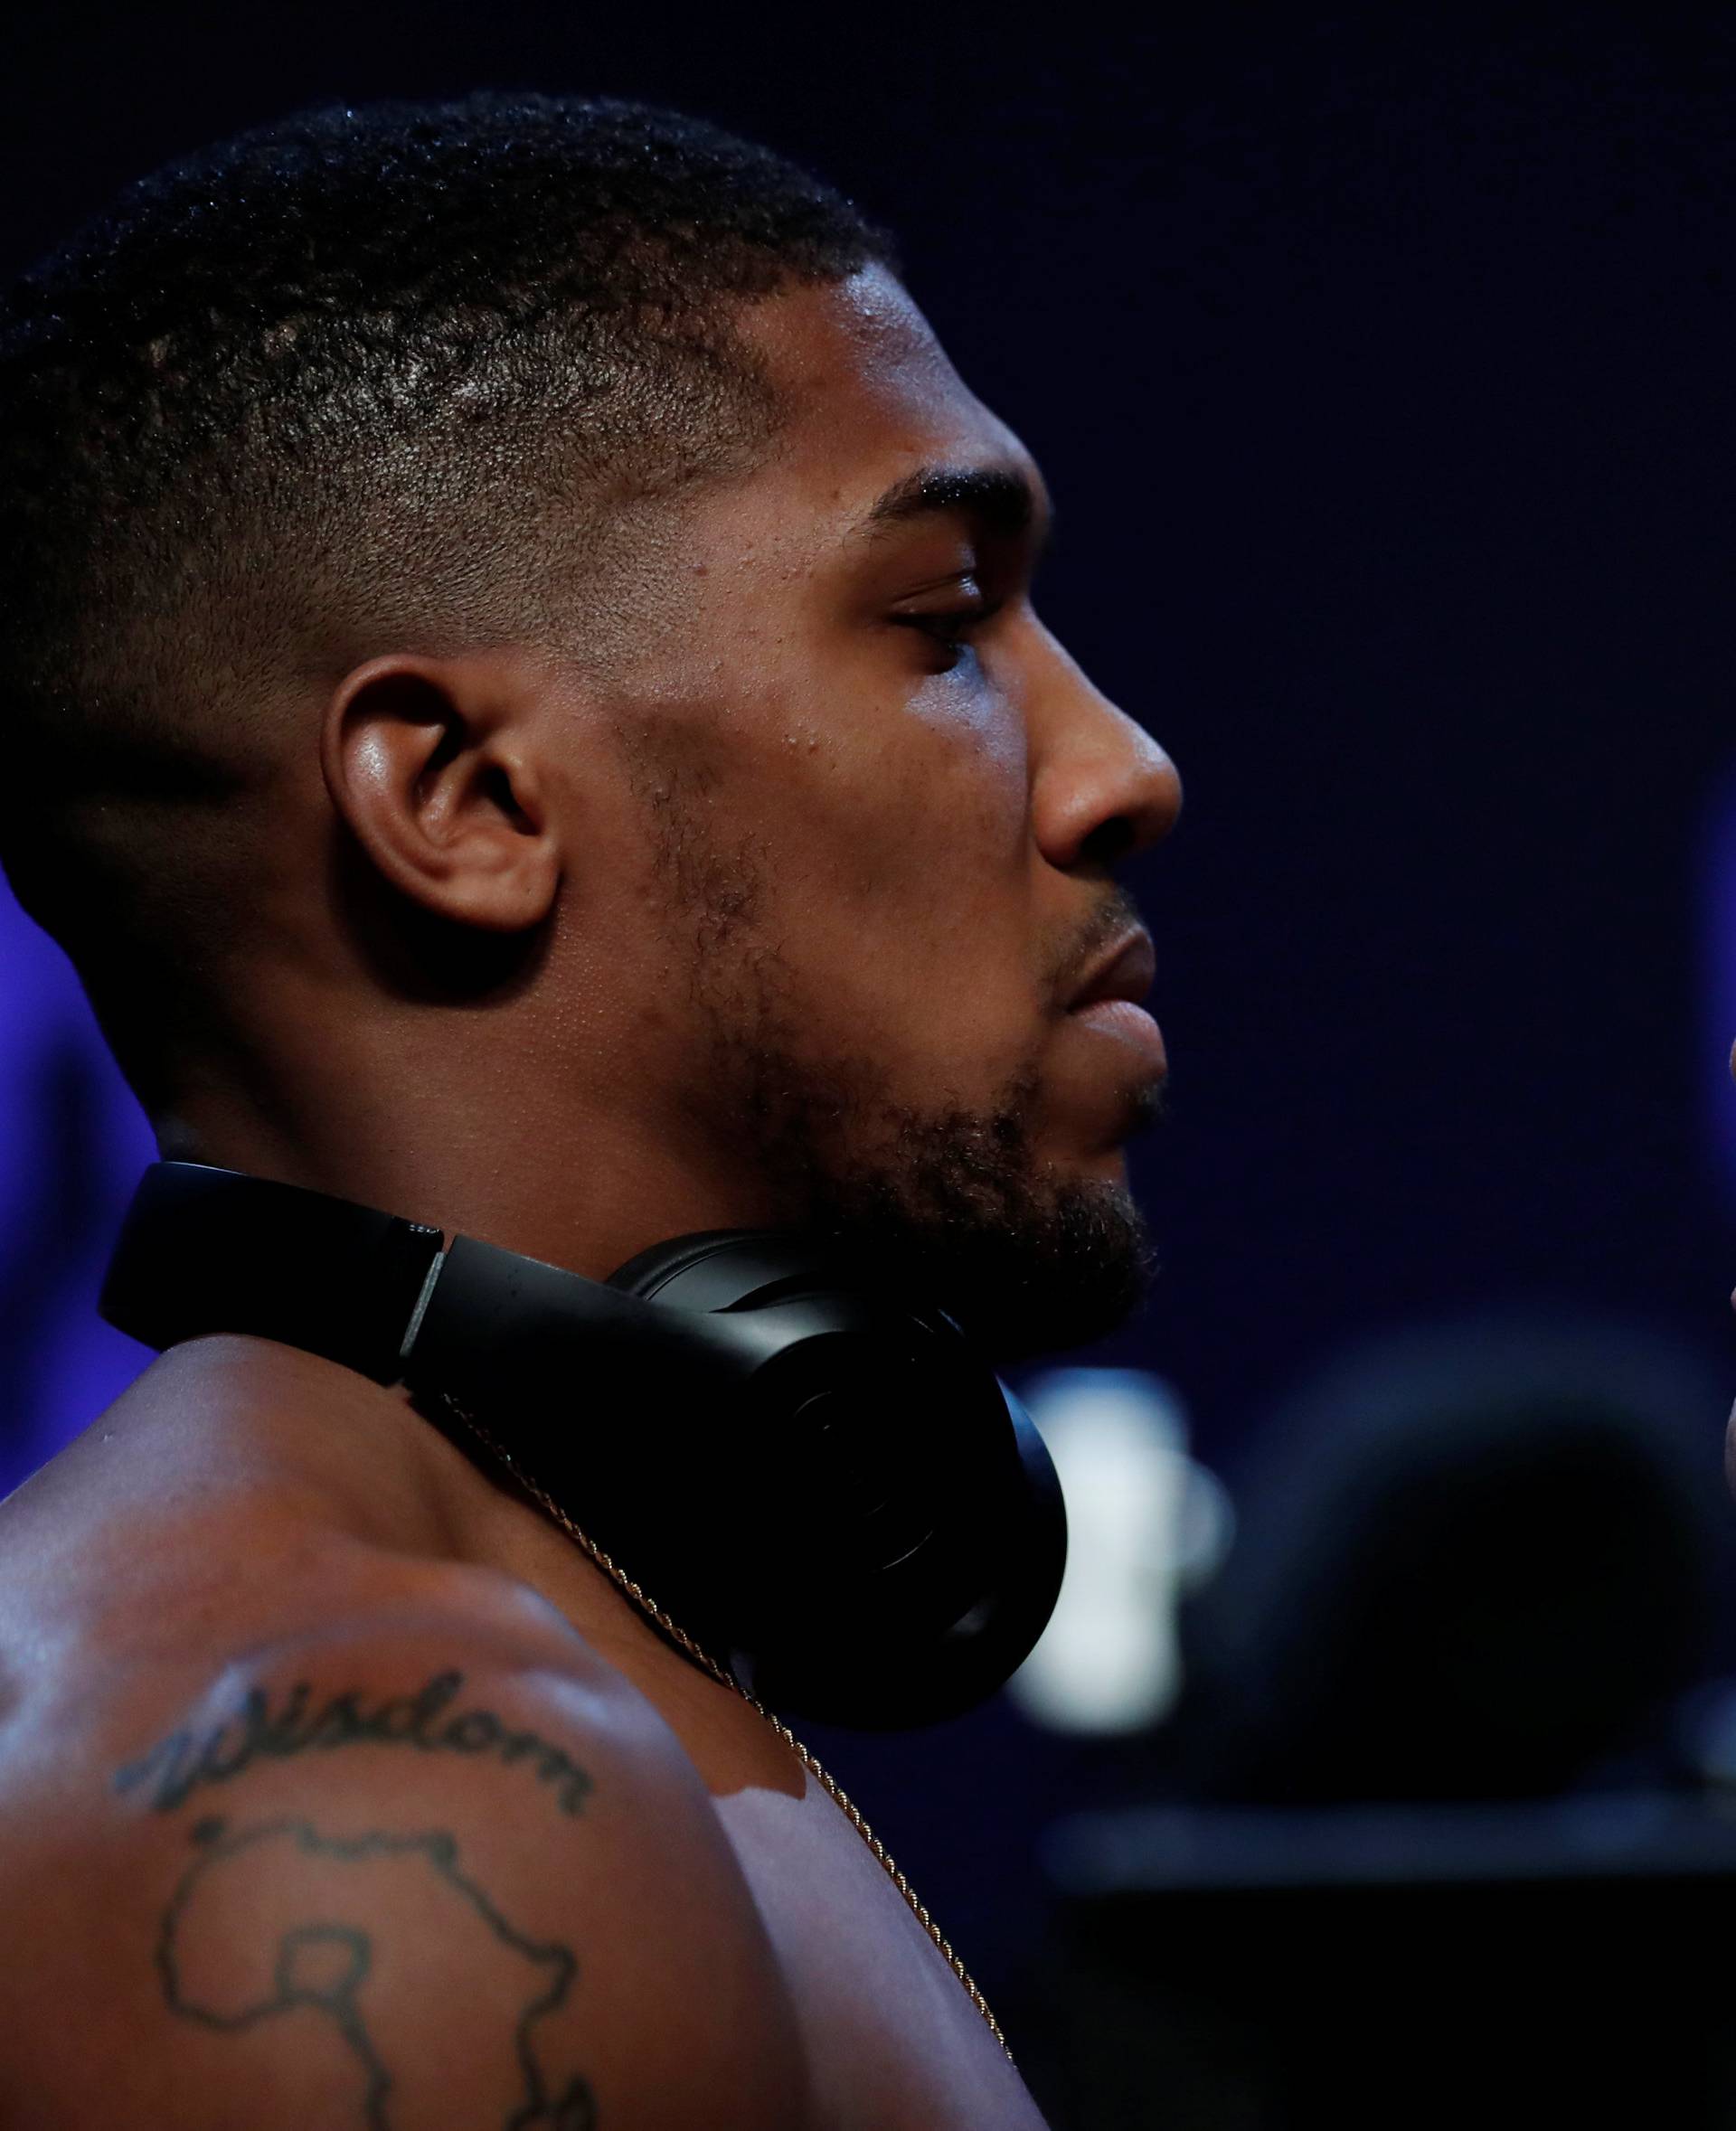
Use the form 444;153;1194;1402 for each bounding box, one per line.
6;1;1736;2057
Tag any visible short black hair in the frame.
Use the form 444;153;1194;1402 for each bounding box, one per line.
0;93;892;1083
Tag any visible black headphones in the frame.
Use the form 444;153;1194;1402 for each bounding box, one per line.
100;1162;1066;1730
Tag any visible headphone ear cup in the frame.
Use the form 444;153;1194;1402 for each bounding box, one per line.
744;1385;1069;1728
608;1227;901;1316
605;1229;771;1303
602;1228;1068;1728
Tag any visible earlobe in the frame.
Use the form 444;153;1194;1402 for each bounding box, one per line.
320;655;561;935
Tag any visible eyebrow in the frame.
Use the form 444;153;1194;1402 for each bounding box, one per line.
860;463;1049;546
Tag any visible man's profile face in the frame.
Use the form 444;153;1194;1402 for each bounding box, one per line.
546;267;1182;1362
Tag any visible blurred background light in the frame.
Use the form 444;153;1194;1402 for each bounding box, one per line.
1010;1368;1231;1734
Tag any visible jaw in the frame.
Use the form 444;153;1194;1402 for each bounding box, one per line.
685;1019;1156;1357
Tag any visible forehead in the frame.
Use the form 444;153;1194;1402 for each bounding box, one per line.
737;265;1043;517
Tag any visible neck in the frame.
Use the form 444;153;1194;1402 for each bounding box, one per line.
153;1027;788;1286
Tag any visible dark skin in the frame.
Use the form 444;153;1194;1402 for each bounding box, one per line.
0;268;1179;2128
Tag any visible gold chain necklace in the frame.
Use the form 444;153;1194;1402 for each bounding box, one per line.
438;1395;1012;2060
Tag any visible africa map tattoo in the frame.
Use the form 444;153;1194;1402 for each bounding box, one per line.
157;1816;597;2129
114;1669;593;1820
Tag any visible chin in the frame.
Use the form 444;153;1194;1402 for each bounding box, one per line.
1061;1143;1133;1189
971;1184;1158;1363
701;1008;1161;1361
871;1170;1157;1369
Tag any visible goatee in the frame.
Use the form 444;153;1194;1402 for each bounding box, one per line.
721;1045;1162;1365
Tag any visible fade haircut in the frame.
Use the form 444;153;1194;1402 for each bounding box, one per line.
0;94;892;1088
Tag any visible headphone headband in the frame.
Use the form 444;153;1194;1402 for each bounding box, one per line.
101;1163;443;1383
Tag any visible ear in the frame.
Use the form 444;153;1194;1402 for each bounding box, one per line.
319;654;561;934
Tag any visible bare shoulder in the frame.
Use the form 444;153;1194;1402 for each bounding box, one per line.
0;1350;809;2128
0;1611;807;2129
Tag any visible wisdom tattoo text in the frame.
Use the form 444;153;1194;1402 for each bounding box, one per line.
115;1667;593;1819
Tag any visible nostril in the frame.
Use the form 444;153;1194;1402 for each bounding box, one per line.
1080;816;1137;867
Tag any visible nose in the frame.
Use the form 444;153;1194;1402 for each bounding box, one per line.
1029;635;1183;873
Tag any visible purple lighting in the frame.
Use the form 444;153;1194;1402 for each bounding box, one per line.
0;874;154;1496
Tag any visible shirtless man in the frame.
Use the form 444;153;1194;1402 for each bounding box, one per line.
0;95;1179;2126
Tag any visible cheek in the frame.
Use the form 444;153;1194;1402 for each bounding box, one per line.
749;678;1041;1067
778;672;1031;904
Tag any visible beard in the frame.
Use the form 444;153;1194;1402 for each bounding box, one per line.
713;1041;1163;1364
639;814;1160;1365
620;721;1163;1363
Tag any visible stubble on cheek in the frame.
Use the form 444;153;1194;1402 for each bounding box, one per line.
669;887;1157;1358
619;746;1159;1356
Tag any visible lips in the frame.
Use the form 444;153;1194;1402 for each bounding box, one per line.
1063;926;1167;1084
1065;929;1157;1014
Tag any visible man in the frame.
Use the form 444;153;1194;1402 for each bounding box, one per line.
0;96;1179;2126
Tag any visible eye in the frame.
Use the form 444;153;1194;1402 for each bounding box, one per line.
892;593;1005;670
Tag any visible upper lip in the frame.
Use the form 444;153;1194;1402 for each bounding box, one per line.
1066;928;1156;1012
